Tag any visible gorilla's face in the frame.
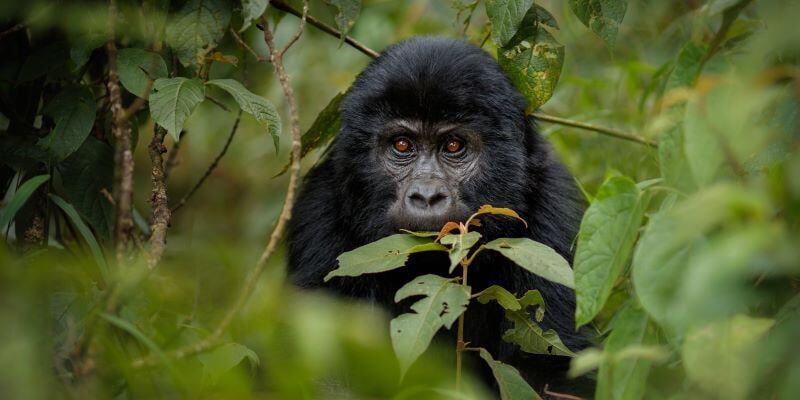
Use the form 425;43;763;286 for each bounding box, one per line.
378;119;481;231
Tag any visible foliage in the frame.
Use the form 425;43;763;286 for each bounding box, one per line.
0;0;798;399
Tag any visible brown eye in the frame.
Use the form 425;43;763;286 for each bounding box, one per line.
393;138;411;153
445;138;463;153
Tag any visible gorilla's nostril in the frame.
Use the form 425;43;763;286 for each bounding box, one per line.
407;191;448;209
428;193;447;207
408;192;428;208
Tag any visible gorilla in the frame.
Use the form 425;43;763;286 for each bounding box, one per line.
288;37;591;393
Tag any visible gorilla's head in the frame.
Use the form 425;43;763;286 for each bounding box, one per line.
333;37;534;235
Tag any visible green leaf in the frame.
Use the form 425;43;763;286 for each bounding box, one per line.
502;290;573;356
49;194;109;281
440;231;481;273
658;120;697;193
475;285;522;311
596;301;657;400
325;0;361;43
39;87;96;162
206;79;281;151
664;42;706;92
574;176;644;328
682;315;774;399
0;175;50;231
117;48;169;98
99;313;174;370
58;138;114;241
240;0;268;32
390;274;470;377
325;234;447;281
497;23;564;111
567;0;628;46
165;0;232;66
485;237;574;289
18;42;69;82
149;77;206;141
70;32;106;70
484;0;535;47
198;342;260;382
478;348;541;400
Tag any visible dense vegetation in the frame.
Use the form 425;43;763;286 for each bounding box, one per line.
0;0;798;399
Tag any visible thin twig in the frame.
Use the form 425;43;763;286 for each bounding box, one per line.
0;23;25;41
543;384;585;400
146;126;170;269
277;0;308;58
170;110;242;213
106;0;135;263
230;28;265;62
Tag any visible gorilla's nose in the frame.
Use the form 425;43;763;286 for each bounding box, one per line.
406;180;451;212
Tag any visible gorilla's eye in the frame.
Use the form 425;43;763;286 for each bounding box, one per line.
444;138;464;154
393;137;412;153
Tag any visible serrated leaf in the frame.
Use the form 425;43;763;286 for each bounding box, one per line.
0;175;50;230
325;0;361;43
58;138;114;241
149;77;206;141
325;234;447;281
484;0;535;46
240;0;268;32
49;194;109;281
117;48;168;98
39;87;96;162
470;205;527;227
440;231;481;273
574;176;644;328
165;0;232;66
485;237;574;289
390;274;470;377
206;79;281;151
502;290;571;356
478;348;541;400
497;24;564;111
568;0;627;46
475;285;522;311
198;342;260;383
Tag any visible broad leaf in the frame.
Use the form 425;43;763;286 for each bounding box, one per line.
0;175;50;230
325;0;361;43
165;0;232;66
568;0;628;46
484;0;535;47
390;274;470;376
325;234;446;281
240;0;268;32
469;205;527;226
198;342;260;382
478;348;541;400
475;285;522;311
275;92;343;176
58;138;114;240
485;237;574;289
206;79;281;151
440;231;481;273
664;42;706;92
502;290;573;356
117;48;168;98
39;87;96;161
49;194;109;281
574;176;643;327
149;77;206;141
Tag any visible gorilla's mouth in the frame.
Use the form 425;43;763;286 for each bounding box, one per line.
387;202;472;233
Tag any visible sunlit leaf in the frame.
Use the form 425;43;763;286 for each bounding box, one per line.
39;87;96;162
574;176;644;327
440;231;481;273
117;48;168;98
165;0;232;66
0;175;50;230
206;79;281;151
568;0;628;46
149;77;206;141
325;234;447;281
478;348;541;400
484;0;535;47
390;274;470;377
470;205;527;227
485;237;574;289
475;285;522;311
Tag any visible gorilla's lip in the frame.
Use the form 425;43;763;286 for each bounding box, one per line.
389;213;468;233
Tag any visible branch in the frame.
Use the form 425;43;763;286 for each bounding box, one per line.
0;23;25;41
271;0;651;147
701;0;754;68
106;0;135;263
146;126;170;269
170;110;242;214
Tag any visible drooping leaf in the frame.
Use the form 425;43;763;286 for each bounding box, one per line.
49;194;109;281
440;231;481;273
502;290;573;356
567;0;628;46
469;205;527;227
435;221;462;242
478;348;541;400
485;237;574;289
206;79;281;151
484;0;535;47
574;176;644;327
325;234;447;281
325;0;361;43
165;0;232;66
535;4;559;29
240;0;268;32
117;48;169;98
390;274;470;376
275;92;344;176
149;77;206;141
198;342;260;382
0;175;50;230
58;138;114;241
39;87;96;162
475;285;522;311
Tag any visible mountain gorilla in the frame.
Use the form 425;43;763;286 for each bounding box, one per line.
288;37;591;393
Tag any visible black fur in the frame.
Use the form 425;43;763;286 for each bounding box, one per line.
287;37;591;393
